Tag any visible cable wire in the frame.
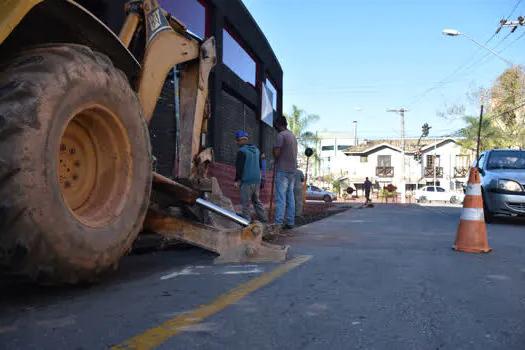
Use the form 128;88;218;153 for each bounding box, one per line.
499;30;525;53
407;1;522;108
506;0;523;20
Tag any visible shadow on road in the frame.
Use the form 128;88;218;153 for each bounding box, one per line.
0;246;215;308
488;215;525;226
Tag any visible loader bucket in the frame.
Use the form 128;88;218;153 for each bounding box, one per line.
144;213;289;263
148;173;289;263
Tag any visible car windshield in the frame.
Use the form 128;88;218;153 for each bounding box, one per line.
486;151;525;170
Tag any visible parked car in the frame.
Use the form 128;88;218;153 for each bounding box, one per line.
414;186;463;204
306;185;337;202
475;149;525;223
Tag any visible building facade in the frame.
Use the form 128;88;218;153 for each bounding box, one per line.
343;138;473;192
77;0;283;205
315;132;357;178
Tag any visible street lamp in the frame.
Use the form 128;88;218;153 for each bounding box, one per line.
442;29;515;67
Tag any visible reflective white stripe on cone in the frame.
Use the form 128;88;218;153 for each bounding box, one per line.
465;183;482;196
460;208;484;221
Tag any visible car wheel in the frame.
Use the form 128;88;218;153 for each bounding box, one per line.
419;196;427;204
450;196;457;204
323;195;332;203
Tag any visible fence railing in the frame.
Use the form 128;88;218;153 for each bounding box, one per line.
376;166;394;177
454;167;469;178
424;167;443;178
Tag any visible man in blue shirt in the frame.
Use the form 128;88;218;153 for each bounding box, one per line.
234;131;268;223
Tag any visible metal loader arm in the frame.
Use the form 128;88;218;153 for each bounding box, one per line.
119;0;216;180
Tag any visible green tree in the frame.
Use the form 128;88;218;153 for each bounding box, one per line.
490;65;525;148
284;105;320;175
284;105;320;149
453;115;505;152
439;65;525;151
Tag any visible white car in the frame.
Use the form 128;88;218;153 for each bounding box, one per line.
414;186;463;204
306;185;337;202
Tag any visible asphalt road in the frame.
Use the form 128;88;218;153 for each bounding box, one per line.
1;204;525;349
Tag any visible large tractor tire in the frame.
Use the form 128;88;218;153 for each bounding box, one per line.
0;45;152;284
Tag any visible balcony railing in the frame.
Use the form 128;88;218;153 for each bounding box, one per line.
376;166;394;177
454;167;469;178
424;167;443;178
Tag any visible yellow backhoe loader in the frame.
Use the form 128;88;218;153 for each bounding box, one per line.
0;0;287;284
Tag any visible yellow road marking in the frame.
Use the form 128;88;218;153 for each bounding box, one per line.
112;255;312;350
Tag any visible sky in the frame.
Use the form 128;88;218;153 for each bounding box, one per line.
241;0;525;139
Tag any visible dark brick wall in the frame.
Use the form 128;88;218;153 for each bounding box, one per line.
215;90;260;165
148;76;177;178
261;122;277;169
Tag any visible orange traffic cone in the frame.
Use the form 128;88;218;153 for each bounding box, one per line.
453;167;491;253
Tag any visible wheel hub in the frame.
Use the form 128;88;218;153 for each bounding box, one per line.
57;106;132;227
59;120;97;211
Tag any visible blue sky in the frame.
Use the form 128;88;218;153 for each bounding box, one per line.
241;0;525;139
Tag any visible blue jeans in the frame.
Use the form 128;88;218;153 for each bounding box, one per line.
275;171;295;225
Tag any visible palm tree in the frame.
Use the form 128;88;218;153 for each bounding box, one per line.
284;105;320;180
284;105;320;147
455;115;505;152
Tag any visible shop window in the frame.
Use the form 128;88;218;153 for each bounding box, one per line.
223;28;256;86
159;0;206;39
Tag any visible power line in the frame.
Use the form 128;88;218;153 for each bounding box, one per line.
456;30;515;76
506;0;523;20
408;2;523;108
486;100;525;123
449;31;524;80
458;5;525;76
499;30;525;52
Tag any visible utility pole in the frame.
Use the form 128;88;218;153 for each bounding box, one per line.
496;16;524;34
476;93;485;162
434;136;437;187
387;108;408;204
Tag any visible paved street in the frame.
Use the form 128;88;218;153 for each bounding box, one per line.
1;204;525;349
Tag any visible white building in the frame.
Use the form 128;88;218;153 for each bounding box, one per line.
316;131;357;177
342;138;473;192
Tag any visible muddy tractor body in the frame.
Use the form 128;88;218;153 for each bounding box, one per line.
0;0;287;284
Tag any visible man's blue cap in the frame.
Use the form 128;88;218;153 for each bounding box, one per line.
235;130;248;140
